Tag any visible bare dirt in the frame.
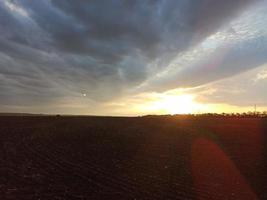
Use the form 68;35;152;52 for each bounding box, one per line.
0;116;266;199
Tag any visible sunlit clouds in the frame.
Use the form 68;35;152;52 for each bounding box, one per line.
119;92;203;115
4;0;29;17
254;69;267;82
0;0;267;115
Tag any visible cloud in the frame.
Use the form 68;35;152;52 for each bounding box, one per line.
137;2;267;92
254;69;267;81
193;64;267;107
0;0;264;113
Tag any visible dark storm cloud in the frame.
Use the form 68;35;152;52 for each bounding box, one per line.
0;0;261;110
20;0;256;60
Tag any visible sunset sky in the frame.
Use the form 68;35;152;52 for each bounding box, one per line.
1;0;267;115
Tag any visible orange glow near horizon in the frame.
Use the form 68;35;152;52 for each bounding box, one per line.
149;94;204;114
134;91;267;115
130;92;208;115
104;89;267;116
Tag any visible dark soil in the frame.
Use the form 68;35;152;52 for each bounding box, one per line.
0;116;266;199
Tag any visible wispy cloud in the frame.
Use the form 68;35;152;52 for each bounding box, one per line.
0;0;265;114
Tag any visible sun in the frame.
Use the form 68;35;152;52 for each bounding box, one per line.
152;94;200;114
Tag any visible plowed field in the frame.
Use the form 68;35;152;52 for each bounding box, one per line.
0;116;266;199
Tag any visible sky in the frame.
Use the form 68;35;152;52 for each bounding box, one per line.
1;0;267;115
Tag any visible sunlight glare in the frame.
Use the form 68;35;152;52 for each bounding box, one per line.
152;94;202;114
